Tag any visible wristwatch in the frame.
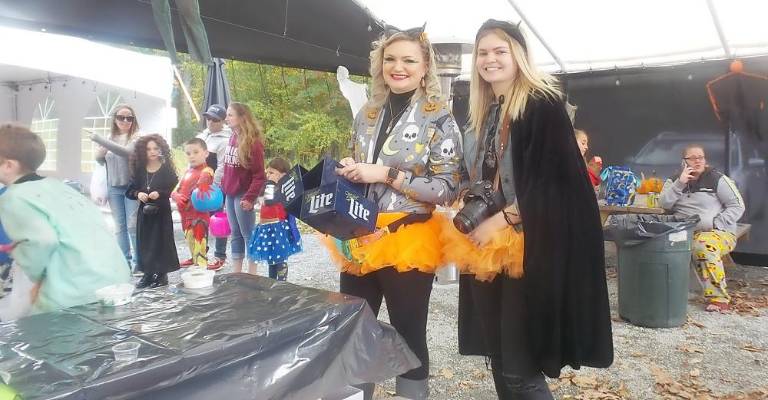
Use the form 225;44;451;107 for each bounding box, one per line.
385;167;399;185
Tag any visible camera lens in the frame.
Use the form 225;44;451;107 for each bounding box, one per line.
453;213;475;234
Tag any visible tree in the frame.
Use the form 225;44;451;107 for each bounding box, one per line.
175;56;367;168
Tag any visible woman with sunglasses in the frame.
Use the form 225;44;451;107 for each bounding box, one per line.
91;105;141;273
330;27;462;400
444;20;613;398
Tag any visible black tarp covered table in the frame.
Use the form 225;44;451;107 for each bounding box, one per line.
0;273;419;399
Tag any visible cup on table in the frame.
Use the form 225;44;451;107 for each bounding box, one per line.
112;342;140;362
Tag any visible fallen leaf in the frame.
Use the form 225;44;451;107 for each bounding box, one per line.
742;344;765;353
469;368;487;381
678;344;704;354
559;371;576;381
689;369;701;377
457;380;479;389
650;365;674;385
572;374;599;389
438;367;454;379
685;316;706;329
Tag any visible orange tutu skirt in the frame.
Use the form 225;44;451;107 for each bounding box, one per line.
320;212;446;276
439;215;525;281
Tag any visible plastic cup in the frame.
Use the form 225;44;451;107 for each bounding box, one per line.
112;342;140;362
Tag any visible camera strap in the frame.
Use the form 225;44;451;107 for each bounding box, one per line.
492;118;511;192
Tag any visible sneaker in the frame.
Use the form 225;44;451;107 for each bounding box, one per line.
180;258;194;267
207;257;226;271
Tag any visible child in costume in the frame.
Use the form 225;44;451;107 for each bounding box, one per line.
127;134;179;288
0;123;130;315
247;157;301;281
172;138;217;269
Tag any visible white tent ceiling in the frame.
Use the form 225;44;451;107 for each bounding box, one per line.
359;0;768;73
0;26;173;100
0;64;67;86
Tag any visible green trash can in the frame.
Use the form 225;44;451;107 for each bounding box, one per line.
605;214;700;328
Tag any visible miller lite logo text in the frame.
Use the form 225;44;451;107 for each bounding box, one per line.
308;192;333;214
282;176;296;202
347;194;370;221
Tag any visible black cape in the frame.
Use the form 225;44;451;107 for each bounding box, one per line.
126;163;180;275
458;94;613;378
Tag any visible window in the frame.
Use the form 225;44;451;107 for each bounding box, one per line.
30;97;58;171
81;91;122;172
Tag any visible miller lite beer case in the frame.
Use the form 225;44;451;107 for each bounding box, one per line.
277;164;309;217
285;156;378;240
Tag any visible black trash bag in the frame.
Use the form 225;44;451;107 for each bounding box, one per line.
604;214;700;247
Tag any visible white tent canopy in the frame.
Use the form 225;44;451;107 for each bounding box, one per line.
360;0;768;73
0;26;173;99
0;26;175;182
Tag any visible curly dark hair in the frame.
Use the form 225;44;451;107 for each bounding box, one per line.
129;133;177;180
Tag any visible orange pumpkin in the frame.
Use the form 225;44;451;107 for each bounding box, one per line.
638;175;663;194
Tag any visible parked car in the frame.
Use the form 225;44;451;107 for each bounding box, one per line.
626;132;767;220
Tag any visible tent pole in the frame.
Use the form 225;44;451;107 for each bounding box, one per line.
706;0;732;58
173;65;201;122
505;0;566;72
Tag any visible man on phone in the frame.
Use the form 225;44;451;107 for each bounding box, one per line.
660;145;745;312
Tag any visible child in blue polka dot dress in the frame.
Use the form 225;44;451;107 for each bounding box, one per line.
247;158;302;281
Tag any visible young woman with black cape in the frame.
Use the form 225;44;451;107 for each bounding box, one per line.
442;20;613;399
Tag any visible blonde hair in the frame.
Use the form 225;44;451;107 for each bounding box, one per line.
229;102;264;168
368;33;442;108
574;129;589;162
468;28;562;136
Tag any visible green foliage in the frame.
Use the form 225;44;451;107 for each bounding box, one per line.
174;56;368;168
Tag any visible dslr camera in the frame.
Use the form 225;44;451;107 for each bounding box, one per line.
453;180;506;234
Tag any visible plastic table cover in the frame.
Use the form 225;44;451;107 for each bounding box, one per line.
0;273;420;399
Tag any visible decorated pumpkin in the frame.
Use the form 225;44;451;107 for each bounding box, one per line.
637;173;664;194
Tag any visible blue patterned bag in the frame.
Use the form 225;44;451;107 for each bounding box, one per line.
600;166;639;206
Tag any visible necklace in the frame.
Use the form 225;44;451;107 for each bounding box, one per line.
145;168;158;191
385;98;410;135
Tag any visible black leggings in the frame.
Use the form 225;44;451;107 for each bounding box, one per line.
340;267;434;380
490;357;553;400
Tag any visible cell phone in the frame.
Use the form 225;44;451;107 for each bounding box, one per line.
680;159;687;171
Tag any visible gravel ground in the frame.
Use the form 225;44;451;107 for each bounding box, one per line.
119;210;768;399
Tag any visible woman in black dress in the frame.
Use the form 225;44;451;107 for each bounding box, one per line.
447;20;613;399
127;134;180;288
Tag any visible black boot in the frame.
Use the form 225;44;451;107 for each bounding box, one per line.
150;273;168;288
135;273;153;289
490;357;553;400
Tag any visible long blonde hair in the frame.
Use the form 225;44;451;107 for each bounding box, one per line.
368;32;442;108
468;27;561;136
229;102;263;168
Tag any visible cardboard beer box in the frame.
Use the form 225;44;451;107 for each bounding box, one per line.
277;164;309;217
298;157;378;240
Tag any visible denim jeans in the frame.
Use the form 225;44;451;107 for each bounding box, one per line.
213;236;228;259
225;193;255;260
107;185;138;265
213;196;228;259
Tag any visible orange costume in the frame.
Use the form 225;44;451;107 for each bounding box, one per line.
172;165;214;267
